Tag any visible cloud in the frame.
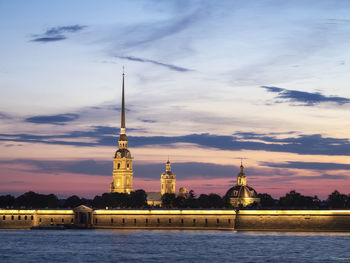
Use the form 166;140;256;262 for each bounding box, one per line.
25;113;79;125
31;24;87;42
115;55;192;72
1;128;350;156
261;86;350;106
141;119;157;123
261;161;350;171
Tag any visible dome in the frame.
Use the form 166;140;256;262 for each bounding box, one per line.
114;148;131;158
225;185;258;199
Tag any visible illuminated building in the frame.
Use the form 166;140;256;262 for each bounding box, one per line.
161;160;176;195
225;163;260;207
110;70;133;194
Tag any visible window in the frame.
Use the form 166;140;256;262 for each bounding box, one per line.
95;218;98;224
122;218;125;224
24;216;27;220
117;163;121;169
31;216;34;220
18;215;21;220
127;163;129;169
169;219;172;224
181;219;184;224
3;216;5;220
228;219;231;224
71;218;73;223
193;219;196;224
145;219;148;224
157;218;160;224
50;218;53;222
217;219;220;224
111;218;114;223
11;215;14;220
134;219;137;224
39;218;42;222
205;219;208;224
62;218;64;223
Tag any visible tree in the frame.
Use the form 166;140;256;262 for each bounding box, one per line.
63;195;83;208
161;194;176;208
278;190;319;209
130;190;147;208
13;191;60;208
0;195;15;208
258;193;276;208
327;190;347;208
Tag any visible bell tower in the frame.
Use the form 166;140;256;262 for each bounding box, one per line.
161;159;176;195
237;162;247;186
110;69;133;194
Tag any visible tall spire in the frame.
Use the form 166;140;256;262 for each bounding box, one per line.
120;67;126;135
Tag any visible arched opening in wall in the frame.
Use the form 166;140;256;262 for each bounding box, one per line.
193;219;196;225
228;219;231;224
11;216;14;220
205;219;208;225
145;218;148;224
18;216;21;220
24;216;27;220
122;218;125;224
111;218;114;224
181;219;184;224
2;216;5;220
134;219;137;224
216;219;220;224
31;216;33;220
169;218;172;224
71;218;73;223
50;218;54;225
62;218;64;223
118;163;120;169
39;218;42;223
95;218;98;224
157;218;160;224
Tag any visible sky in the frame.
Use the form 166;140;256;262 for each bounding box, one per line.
1;0;350;199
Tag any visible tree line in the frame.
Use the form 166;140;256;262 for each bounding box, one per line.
0;189;349;209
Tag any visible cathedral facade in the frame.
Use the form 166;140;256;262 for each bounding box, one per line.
161;160;176;195
110;71;133;194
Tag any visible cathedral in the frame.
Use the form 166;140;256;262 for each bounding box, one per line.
110;71;133;194
110;71;258;207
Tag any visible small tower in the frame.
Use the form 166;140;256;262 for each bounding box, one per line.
110;69;133;194
161;160;176;195
237;163;247;186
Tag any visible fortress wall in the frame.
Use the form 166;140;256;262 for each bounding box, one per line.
0;210;74;229
93;210;236;229
0;210;36;229
235;210;350;231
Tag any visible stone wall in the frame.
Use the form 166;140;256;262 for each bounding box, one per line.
0;209;74;229
93;210;235;230
1;208;350;231
235;210;350;231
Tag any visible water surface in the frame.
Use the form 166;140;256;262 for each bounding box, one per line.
0;230;349;262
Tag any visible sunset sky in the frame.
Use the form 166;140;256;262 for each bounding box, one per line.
1;0;350;199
